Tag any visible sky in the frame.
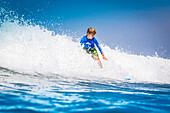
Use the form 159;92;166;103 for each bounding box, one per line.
0;0;170;58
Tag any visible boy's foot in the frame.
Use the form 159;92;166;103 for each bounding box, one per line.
100;64;103;68
94;56;103;69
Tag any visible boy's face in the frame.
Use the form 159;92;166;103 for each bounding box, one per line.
87;33;95;39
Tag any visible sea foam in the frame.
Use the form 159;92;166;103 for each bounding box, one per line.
0;9;170;84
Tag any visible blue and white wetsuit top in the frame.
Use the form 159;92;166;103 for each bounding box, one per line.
80;35;103;54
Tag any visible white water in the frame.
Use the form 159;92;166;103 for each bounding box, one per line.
0;11;170;84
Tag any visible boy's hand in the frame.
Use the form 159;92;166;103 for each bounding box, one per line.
102;53;108;60
103;56;108;60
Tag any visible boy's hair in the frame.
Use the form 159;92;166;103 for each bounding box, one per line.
87;27;96;35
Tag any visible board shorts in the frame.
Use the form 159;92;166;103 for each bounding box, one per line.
83;47;99;58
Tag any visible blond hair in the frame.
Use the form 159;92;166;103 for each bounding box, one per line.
87;27;96;35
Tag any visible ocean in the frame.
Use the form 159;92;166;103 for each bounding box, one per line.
0;67;170;113
0;4;170;113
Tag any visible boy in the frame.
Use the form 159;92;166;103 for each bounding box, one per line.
80;27;108;68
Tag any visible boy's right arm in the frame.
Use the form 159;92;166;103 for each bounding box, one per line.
80;37;85;46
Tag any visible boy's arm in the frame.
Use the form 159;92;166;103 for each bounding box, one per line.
80;37;85;46
94;38;108;60
94;38;103;54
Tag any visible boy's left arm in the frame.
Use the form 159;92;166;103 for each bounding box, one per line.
94;38;108;60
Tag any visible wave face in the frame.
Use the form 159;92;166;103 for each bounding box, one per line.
0;9;170;84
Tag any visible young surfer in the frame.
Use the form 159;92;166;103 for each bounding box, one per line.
80;27;108;68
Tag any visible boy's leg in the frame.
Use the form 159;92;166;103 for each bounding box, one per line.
83;47;103;68
83;47;90;54
91;48;103;68
94;56;103;68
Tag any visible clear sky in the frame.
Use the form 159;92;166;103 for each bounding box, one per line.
1;0;170;58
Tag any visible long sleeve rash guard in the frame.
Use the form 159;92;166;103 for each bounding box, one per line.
80;35;103;54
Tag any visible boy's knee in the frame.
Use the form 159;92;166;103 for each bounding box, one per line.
94;56;99;60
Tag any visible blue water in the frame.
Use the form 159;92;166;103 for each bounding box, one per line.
0;67;170;113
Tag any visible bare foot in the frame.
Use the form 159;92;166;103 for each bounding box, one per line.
94;56;103;69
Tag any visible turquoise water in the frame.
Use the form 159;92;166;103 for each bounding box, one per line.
0;2;170;112
0;67;170;113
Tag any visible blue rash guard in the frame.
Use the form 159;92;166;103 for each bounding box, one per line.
80;35;103;54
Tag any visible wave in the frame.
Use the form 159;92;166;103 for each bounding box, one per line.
0;8;170;84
